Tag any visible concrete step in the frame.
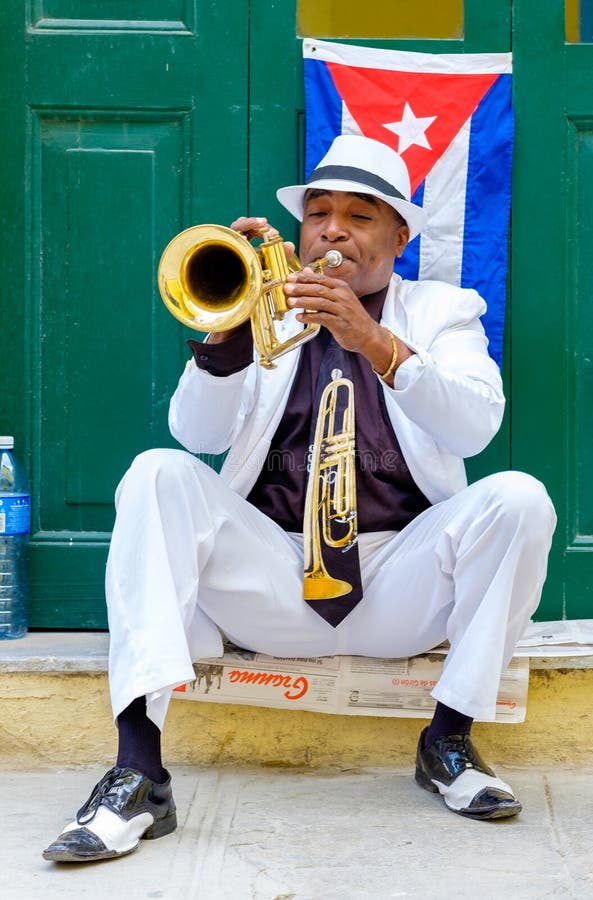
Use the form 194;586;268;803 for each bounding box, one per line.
1;632;592;769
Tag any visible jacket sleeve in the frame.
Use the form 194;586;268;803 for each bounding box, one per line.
385;284;505;458
168;357;257;455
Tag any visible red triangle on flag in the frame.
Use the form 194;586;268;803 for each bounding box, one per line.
327;63;498;193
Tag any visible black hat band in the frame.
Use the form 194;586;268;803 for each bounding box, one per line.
307;165;407;201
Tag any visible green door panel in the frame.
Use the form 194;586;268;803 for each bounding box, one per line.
1;1;249;628
36;118;187;518
512;0;593;619
31;1;192;27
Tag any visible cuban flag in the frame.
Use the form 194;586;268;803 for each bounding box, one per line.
303;39;513;367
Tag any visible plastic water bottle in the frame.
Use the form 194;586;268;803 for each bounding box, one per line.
0;436;30;639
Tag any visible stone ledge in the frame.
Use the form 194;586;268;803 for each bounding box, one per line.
1;630;593;673
0;631;109;672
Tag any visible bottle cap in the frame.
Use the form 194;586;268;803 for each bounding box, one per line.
0;436;14;449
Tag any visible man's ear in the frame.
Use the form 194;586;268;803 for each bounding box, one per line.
395;224;410;259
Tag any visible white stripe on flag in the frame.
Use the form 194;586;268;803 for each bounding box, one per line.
340;100;362;136
418;118;471;285
303;38;512;75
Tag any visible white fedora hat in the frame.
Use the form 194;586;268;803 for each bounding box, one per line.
276;134;426;241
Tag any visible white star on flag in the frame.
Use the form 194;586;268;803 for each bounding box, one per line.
383;102;437;154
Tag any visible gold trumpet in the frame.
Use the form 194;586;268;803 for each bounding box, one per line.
157;224;343;369
303;368;358;601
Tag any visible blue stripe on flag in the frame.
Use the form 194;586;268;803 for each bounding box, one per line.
304;60;343;179
397;181;424;283
461;74;514;367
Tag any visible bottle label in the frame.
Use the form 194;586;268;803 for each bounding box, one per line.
0;495;31;535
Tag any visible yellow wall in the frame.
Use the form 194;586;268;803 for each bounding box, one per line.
298;0;463;40
2;668;592;768
566;0;581;42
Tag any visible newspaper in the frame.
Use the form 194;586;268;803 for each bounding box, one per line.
173;649;528;723
514;619;593;657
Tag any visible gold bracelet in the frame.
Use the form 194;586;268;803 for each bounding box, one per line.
372;328;398;381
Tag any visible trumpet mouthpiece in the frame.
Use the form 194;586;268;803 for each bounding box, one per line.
325;250;343;268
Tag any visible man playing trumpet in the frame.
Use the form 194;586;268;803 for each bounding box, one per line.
44;134;556;863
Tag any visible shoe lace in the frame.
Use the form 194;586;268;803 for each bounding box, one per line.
76;768;128;826
437;735;481;773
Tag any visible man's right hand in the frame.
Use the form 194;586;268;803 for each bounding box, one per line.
230;216;296;259
230;215;271;242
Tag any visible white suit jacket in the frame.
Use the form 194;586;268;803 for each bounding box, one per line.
168;274;505;506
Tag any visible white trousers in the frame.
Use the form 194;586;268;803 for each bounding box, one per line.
106;449;556;730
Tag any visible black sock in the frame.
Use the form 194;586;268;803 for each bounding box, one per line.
116;696;167;784
424;701;473;748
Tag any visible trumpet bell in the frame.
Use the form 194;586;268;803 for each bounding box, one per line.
303;573;353;600
158;224;263;332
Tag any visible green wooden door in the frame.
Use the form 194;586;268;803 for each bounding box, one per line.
248;0;592;621
3;1;591;627
0;1;249;627
512;0;593;619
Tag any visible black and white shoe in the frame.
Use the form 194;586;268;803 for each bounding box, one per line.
43;766;177;862
415;727;522;820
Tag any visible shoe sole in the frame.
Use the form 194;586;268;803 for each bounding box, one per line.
42;846;134;862
42;811;178;863
415;767;522;820
457;801;522;820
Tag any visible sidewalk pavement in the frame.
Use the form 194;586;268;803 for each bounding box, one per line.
3;763;593;899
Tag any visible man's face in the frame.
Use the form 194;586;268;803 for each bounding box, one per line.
298;190;409;298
